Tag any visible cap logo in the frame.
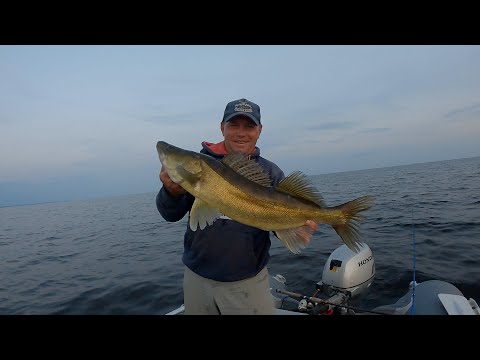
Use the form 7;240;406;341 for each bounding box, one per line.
234;100;253;113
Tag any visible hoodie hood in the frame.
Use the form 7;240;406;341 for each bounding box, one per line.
201;141;260;158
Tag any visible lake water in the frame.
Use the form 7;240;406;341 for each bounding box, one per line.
1;156;479;314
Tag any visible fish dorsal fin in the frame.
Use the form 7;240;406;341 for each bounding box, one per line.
221;153;273;187
276;171;326;207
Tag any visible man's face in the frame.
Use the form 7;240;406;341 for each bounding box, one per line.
221;116;262;154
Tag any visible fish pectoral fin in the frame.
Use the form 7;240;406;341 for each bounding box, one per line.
274;225;314;254
189;198;223;231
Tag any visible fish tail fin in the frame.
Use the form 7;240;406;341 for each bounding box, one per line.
332;196;375;253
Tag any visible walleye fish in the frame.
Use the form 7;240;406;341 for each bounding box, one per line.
157;141;374;254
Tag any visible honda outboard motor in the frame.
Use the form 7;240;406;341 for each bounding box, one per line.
269;243;376;314
317;243;375;305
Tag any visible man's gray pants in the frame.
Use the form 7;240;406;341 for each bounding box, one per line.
183;266;275;315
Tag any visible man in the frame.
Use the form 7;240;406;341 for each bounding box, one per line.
156;98;317;315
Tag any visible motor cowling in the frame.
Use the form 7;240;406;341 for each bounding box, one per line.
318;243;375;300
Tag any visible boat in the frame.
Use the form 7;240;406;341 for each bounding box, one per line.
165;243;480;315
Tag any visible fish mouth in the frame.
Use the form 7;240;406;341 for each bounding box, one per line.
156;141;169;153
156;141;203;185
156;141;172;164
156;141;181;183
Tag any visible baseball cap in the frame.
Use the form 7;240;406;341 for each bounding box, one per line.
222;98;261;126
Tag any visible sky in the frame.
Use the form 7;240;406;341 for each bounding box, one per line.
1;45;479;207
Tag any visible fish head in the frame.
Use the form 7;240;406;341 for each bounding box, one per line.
156;141;203;186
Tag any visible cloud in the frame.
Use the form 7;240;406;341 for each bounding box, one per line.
306;121;355;131
140;109;213;125
359;127;392;134
444;103;480;122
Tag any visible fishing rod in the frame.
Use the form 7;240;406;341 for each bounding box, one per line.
411;207;416;315
275;288;392;315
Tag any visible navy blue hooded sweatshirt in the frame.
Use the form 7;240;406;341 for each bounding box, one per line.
156;141;285;282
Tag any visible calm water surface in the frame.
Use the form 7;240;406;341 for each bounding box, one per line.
1;157;479;314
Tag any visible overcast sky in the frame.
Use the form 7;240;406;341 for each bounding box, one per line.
1;45;479;206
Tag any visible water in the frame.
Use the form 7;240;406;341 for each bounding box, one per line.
1;157;479;315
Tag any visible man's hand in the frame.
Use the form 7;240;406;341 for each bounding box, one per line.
159;165;187;197
305;220;318;233
296;220;318;247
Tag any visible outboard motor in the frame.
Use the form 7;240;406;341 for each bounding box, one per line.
317;243;375;306
269;243;376;315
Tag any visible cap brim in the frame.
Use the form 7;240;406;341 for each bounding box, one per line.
223;112;260;126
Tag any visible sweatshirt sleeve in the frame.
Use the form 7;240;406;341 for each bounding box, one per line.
156;186;195;222
269;163;285;186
